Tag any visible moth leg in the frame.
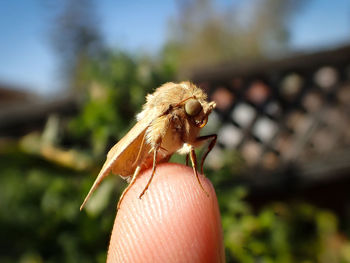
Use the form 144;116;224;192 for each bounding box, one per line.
159;145;168;152
117;166;141;210
185;154;189;166
196;134;217;174
139;144;159;199
190;147;209;196
132;131;147;167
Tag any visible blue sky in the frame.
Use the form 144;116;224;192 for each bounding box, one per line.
288;0;350;49
0;0;349;95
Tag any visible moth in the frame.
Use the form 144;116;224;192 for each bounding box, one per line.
80;81;217;210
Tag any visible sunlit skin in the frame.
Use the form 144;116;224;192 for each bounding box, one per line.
107;163;225;263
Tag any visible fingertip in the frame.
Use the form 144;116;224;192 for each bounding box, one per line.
107;163;225;263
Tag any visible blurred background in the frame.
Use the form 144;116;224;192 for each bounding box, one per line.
1;0;350;262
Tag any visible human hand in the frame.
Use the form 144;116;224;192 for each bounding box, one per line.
107;163;225;263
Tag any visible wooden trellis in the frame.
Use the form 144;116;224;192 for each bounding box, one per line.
192;46;350;182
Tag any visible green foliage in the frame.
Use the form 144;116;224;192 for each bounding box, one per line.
216;184;350;263
0;150;115;263
203;155;350;263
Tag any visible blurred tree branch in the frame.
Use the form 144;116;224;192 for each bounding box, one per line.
168;0;309;76
50;0;103;91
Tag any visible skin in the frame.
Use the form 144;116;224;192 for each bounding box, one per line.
107;163;225;263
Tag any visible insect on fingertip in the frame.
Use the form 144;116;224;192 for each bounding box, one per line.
80;82;217;210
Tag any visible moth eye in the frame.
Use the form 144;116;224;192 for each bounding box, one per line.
185;99;202;116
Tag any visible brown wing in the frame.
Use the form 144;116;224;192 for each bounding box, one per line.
80;120;150;210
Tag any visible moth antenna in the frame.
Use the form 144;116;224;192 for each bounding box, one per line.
174;96;195;107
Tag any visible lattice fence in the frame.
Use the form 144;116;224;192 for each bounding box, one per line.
192;46;350;181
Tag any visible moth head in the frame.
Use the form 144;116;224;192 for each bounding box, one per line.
184;98;216;128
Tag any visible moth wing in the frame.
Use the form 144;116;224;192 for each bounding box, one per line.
80;119;151;210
